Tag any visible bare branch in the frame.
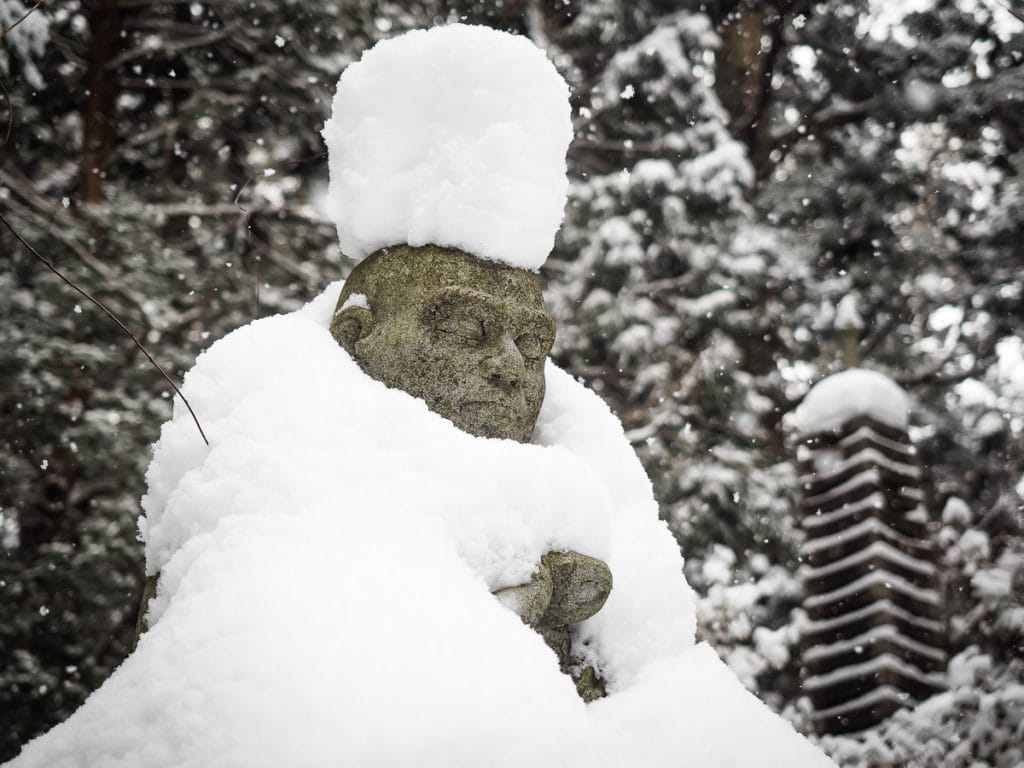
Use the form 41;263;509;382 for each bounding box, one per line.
0;208;209;446
142;201;327;222
118;0;199;8
0;169;152;315
124;118;180;148
992;0;1024;23
893;326;964;386
108;27;233;70
0;78;12;157
859;311;900;362
761;96;880;179
0;0;46;41
572;137;668;154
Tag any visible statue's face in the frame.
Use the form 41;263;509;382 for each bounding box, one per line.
331;245;555;443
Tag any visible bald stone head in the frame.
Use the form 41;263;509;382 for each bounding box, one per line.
330;244;556;443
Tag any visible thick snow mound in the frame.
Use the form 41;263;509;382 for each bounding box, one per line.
795;367;910;433
9;286;831;768
322;24;572;271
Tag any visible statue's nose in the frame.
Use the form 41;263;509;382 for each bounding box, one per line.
483;335;525;390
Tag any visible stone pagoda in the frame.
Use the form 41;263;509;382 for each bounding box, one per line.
795;368;947;734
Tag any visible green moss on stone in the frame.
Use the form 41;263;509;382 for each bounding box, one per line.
331;244;554;444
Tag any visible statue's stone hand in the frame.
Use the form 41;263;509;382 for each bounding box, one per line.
492;551;612;702
537;551;612;628
492;558;553;626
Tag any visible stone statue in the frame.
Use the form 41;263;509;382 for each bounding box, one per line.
330;244;552;443
330;244;612;700
137;243;612;701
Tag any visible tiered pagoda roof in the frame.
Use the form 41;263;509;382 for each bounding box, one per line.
796;379;947;734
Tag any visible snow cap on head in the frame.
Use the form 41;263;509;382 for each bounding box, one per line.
322;24;573;272
795;367;911;434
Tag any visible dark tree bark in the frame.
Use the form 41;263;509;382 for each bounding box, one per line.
78;0;122;203
715;8;768;133
712;2;803;177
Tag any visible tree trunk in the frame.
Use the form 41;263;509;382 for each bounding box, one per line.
714;5;789;175
715;9;767;132
78;0;122;203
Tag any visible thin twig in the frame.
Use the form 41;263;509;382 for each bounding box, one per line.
108;27;232;70
573;137;668;154
254;251;261;319
231;150;327;318
0;78;11;157
992;0;1024;23
232;150;326;213
0;169;153;314
0;208;209;446
0;0;46;40
893;332;963;386
233;172;259;214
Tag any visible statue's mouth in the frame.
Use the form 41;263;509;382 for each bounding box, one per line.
453;396;534;442
462;396;525;413
463;401;518;418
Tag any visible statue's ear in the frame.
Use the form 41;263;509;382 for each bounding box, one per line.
330;305;373;354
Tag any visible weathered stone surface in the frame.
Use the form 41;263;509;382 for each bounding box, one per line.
493;551;613;631
331;244;555;444
573;665;607;703
493;562;554;626
494;550;612;697
334;246;617;700
138;244;615;702
538;551;613;628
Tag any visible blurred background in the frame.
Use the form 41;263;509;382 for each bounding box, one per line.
1;1;1021;764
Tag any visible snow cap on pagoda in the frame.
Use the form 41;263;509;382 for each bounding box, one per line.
795;367;911;434
322;24;572;271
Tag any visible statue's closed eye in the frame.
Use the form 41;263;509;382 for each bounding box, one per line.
436;316;486;342
515;333;548;360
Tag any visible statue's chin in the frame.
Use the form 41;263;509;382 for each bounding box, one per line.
452;401;531;443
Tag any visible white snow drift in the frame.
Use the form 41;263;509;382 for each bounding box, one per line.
322;24;572;271
10;25;832;768
9;284;831;768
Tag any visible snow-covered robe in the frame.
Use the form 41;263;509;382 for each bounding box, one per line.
10;284;832;768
